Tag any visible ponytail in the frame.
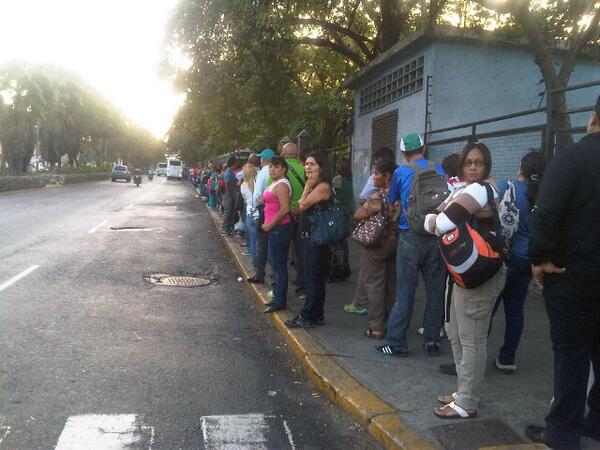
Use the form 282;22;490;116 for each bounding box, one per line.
520;151;545;208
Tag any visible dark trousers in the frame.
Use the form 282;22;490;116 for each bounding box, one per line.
221;193;237;232
291;216;305;290
544;273;600;449
300;238;329;322
490;254;532;365
267;222;293;307
254;228;268;280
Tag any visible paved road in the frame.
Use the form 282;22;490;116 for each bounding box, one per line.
0;178;378;449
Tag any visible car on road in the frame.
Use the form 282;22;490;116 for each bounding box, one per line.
166;159;183;180
157;162;167;176
111;165;131;183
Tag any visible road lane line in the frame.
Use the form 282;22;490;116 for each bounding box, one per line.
55;414;153;449
124;204;134;210
282;420;296;450
0;265;40;293
0;425;11;445
88;220;108;234
201;414;294;449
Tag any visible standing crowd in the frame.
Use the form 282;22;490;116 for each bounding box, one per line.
189;95;600;450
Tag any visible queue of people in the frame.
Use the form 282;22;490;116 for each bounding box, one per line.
192;95;600;448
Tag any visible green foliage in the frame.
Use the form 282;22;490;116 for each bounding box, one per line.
0;62;165;173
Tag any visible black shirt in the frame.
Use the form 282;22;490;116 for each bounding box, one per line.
529;132;600;274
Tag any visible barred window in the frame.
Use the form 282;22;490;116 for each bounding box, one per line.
359;56;424;115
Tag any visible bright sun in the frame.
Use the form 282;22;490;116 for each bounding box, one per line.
0;0;186;139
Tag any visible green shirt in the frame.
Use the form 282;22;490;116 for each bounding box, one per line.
267;157;305;208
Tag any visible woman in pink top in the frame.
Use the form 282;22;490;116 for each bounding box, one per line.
261;156;292;313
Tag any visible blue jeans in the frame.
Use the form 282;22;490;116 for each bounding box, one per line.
386;230;446;351
246;213;258;267
300;238;329;322
490;254;532;365
267;222;292;307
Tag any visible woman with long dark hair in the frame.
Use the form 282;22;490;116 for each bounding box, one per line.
490;151;545;374
424;142;505;419
285;151;332;328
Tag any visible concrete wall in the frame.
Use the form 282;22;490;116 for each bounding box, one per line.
351;47;432;201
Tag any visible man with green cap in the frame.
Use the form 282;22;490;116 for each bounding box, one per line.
375;133;447;358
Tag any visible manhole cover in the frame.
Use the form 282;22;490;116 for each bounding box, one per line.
430;418;526;450
144;273;213;287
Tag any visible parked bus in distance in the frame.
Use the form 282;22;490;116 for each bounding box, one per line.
156;162;167;176
166;158;183;180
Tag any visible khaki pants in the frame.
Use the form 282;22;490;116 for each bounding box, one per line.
445;267;505;410
363;237;397;333
352;248;369;308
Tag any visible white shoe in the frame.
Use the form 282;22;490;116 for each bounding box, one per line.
494;357;517;374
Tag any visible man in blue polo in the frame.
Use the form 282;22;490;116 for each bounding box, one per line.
375;133;447;357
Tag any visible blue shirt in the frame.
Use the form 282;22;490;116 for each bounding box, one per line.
497;179;531;258
388;158;445;230
359;175;377;201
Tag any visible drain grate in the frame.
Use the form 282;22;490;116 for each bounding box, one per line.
144;273;213;287
111;226;153;231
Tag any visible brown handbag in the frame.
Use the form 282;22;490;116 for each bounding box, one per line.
351;190;387;248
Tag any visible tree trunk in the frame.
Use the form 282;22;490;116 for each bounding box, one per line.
379;0;405;52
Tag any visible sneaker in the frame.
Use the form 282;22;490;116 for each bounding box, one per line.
267;290;273;298
241;251;252;256
439;363;457;376
285;315;314;329
344;304;368;315
494;357;517;374
423;342;441;357
375;345;408;357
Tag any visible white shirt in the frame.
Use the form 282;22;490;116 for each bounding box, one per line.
252;165;270;218
241;182;255;216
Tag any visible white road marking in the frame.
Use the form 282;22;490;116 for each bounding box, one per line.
54;414;153;450
282;420;296;450
88;220;108;234
0;425;11;445
0;265;40;293
201;414;295;450
124;204;134;210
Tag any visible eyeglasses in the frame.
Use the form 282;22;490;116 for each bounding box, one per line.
463;159;485;168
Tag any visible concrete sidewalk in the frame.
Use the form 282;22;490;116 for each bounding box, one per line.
200;192;596;449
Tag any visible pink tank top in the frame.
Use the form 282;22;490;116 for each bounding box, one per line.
264;179;291;225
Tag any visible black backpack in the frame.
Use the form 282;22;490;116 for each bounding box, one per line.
406;161;450;233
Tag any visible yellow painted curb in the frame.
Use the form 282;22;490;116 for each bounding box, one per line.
203;202;434;450
370;414;433;450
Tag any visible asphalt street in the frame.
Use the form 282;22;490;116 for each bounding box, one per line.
0;178;379;449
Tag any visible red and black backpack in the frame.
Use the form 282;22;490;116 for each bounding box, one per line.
438;182;505;290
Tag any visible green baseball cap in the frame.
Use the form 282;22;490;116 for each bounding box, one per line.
399;133;424;152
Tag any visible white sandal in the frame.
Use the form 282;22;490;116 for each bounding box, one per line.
433;401;477;419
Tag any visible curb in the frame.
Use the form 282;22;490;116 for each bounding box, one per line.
203;204;432;450
201;197;542;450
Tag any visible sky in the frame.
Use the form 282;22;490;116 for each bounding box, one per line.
0;0;186;139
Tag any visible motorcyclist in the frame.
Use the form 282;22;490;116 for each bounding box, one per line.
148;168;154;181
132;167;143;185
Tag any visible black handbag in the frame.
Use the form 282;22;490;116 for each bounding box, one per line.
309;201;348;246
256;203;265;232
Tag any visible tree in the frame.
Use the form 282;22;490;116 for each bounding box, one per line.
470;0;600;144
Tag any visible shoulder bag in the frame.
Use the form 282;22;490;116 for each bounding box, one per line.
351;189;387;248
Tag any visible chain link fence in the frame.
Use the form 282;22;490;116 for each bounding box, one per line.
427;127;544;181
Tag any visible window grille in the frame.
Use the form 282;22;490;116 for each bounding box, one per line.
359;56;424;115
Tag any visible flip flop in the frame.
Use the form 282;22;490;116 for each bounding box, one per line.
437;392;457;405
433;402;477;419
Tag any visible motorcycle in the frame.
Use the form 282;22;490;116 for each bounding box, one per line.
148;171;154;181
133;173;142;187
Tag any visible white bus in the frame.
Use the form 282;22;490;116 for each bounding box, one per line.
166;158;183;179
